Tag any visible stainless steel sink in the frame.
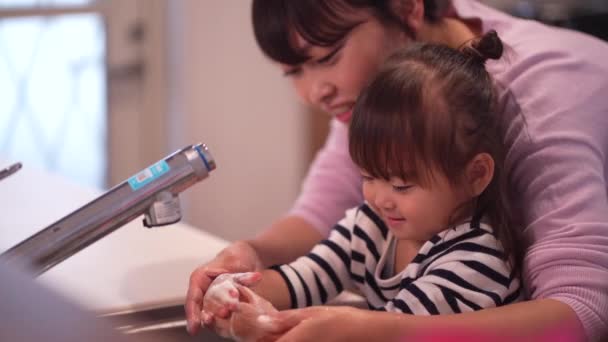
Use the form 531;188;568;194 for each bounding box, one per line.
105;305;230;342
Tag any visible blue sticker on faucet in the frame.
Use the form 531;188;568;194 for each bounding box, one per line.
128;160;170;191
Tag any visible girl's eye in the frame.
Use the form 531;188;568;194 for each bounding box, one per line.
392;185;413;193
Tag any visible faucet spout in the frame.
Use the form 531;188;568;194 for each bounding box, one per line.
0;143;216;276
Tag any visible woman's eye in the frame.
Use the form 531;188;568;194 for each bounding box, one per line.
361;175;374;182
361;172;374;182
283;67;302;77
316;45;342;65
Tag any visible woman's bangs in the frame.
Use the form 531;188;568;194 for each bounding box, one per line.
252;0;367;65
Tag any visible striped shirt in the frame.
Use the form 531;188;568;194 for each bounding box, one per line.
273;204;521;314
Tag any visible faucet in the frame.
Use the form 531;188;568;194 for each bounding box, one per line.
0;162;22;182
0;143;216;276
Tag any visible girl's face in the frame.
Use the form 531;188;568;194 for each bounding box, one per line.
361;169;471;243
280;12;409;123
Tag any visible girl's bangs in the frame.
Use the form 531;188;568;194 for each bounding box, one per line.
352;124;418;182
349;60;435;184
349;103;421;183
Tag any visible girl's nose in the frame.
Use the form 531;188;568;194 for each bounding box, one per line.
374;189;396;211
310;80;336;107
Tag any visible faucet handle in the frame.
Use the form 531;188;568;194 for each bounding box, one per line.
143;191;182;227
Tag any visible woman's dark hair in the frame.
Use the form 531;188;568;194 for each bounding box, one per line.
251;0;450;65
349;30;522;273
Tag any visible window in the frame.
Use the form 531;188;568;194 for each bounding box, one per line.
0;0;166;189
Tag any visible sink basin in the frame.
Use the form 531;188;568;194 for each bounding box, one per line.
104;291;367;341
1;258;367;342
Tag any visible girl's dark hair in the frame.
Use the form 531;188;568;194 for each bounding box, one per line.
251;0;450;65
349;30;522;273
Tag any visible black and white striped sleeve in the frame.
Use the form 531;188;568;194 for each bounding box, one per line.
383;231;521;315
271;207;358;308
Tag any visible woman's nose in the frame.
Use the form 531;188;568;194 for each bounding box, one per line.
310;80;336;107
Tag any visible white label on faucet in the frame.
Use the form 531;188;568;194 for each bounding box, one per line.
150;195;181;224
128;160;170;191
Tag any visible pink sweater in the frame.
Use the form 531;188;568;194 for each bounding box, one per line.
289;1;608;340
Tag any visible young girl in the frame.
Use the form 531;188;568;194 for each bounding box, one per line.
202;30;523;341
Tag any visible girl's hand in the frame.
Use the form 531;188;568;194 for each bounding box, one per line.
201;272;263;326
205;280;281;341
223;293;283;341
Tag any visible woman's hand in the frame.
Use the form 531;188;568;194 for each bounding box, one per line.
263;306;398;342
185;241;263;335
262;301;586;342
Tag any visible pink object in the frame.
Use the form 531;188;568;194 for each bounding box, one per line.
289;1;608;340
406;323;585;342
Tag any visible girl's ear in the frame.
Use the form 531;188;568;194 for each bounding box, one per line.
465;153;494;196
390;0;425;34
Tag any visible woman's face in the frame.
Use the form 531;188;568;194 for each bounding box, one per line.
281;12;410;123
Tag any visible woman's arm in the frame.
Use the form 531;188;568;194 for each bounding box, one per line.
247;215;324;267
500;57;608;340
244;120;362;267
250;269;292;310
286;119;364;239
269;299;584;341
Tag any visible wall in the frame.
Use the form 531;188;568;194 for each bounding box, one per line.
165;1;309;241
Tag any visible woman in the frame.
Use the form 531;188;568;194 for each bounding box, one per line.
186;1;608;340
